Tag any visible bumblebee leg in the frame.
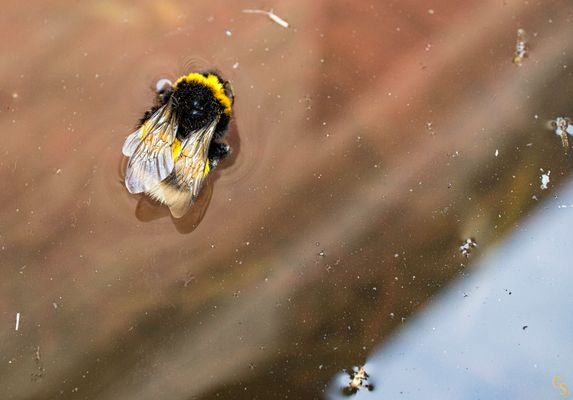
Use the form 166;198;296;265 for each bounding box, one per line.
137;86;173;127
213;113;231;140
208;142;231;161
157;86;173;105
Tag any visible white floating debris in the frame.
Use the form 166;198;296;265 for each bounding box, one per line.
460;238;477;257
344;366;374;395
551;116;573;150
225;30;232;37
242;9;289;28
15;312;20;331
495;149;499;157
540;169;550;190
232;62;239;69
513;28;528;66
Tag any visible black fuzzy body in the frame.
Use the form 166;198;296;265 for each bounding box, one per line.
171;81;224;139
138;72;232;166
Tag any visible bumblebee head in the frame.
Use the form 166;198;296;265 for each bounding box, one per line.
171;72;234;138
174;72;233;116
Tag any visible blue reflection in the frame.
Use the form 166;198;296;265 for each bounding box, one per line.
328;180;573;399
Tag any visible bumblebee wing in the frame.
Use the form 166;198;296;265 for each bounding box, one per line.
123;103;178;194
174;118;219;199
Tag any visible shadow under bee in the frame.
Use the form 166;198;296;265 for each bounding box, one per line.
118;122;240;234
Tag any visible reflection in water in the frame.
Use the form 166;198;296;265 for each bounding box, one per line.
2;1;573;399
327;179;573;399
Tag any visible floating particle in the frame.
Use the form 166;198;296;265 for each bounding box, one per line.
15;312;20;331
232;62;239;69
242;9;289;28
343;366;374;395
550;116;573;150
522;325;528;330
459;238;477;257
513;28;528;66
225;30;232;37
495;149;499;157
31;346;46;382
183;274;196;287
540;169;550;190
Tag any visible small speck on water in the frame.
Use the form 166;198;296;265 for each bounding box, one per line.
318;250;326;257
460;238;477;256
522;325;528;330
540;169;550;190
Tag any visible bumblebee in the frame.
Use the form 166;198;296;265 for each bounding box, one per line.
122;71;234;218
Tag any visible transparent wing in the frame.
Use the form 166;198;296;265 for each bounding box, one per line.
122;102;178;194
173;118;219;199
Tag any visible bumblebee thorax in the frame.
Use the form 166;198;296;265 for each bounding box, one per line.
172;82;222;138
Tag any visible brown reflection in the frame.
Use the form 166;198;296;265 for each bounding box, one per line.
2;1;573;400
